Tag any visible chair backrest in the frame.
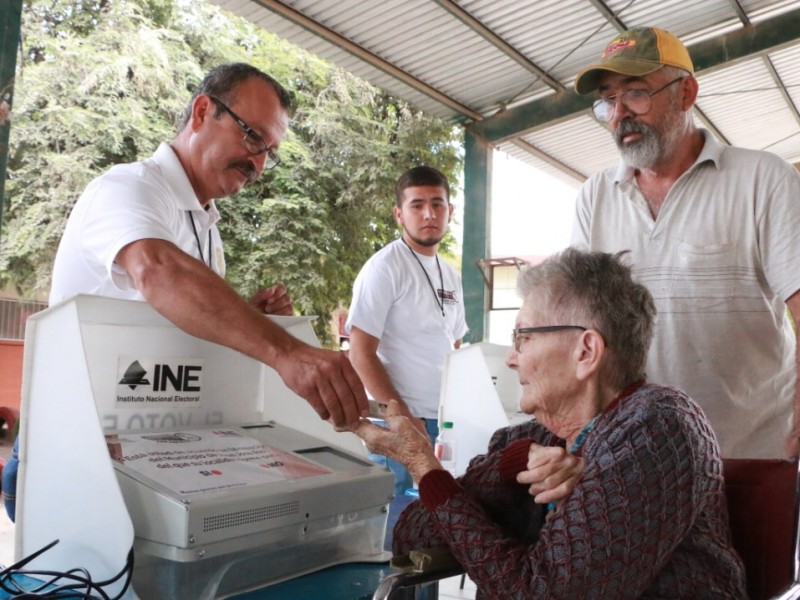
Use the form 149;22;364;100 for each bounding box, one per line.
722;459;799;600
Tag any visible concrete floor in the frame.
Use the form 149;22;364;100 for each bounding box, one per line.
0;505;13;567
438;575;477;599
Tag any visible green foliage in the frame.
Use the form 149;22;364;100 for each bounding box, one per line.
1;0;463;345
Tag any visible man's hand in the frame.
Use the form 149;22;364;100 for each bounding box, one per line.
516;443;584;504
250;283;293;316
354;400;440;481
274;345;369;429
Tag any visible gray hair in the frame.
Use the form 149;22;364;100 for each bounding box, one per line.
517;248;656;388
660;65;694;117
660;65;692;82
180;62;293;129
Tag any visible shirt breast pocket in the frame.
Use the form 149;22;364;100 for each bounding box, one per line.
671;240;739;301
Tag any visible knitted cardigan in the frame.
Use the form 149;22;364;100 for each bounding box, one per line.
393;383;747;599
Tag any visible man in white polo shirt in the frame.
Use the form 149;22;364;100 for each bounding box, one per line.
49;62;368;430
571;27;800;458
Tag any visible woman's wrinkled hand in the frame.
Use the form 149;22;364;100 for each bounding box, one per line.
353;399;440;481
516;443;584;504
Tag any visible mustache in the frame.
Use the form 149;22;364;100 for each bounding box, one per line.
228;160;259;185
614;119;652;145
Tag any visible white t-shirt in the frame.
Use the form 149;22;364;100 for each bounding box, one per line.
346;239;468;419
49;143;224;304
572;131;800;458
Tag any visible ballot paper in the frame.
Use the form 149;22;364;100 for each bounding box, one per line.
106;427;332;496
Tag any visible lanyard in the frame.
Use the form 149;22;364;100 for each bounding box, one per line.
401;238;445;317
188;212;213;269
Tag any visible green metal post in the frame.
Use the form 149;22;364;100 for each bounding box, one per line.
461;130;492;343
0;0;23;245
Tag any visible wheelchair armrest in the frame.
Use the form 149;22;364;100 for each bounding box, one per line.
372;545;465;600
772;582;800;600
372;564;465;600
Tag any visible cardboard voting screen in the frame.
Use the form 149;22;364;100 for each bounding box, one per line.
439;342;528;475
15;295;367;599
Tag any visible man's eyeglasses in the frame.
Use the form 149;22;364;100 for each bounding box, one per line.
208;95;281;170
511;325;587;353
591;77;685;124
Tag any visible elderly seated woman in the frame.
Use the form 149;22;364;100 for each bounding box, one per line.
355;248;746;599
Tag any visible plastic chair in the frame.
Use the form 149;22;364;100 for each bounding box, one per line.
373;459;800;600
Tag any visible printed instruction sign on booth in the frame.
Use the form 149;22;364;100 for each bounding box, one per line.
106;428;332;495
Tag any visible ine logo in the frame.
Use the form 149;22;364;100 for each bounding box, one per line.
119;360;150;390
119;359;203;392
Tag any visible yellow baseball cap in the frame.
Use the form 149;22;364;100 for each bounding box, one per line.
575;27;694;95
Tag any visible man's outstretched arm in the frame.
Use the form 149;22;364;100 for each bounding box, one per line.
117;238;369;428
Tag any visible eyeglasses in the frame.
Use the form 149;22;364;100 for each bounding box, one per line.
511;325;587;353
208;95;281;170
591;77;685;124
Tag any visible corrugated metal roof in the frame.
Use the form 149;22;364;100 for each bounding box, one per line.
210;0;800;180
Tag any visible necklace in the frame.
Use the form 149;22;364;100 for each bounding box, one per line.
546;416;599;514
545;380;645;514
188;212;212;269
401;237;445;317
568;415;599;454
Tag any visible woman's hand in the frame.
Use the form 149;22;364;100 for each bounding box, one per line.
354;399;441;481
516;444;584;504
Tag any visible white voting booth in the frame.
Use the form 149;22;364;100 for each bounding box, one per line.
439;342;530;475
16;295;393;599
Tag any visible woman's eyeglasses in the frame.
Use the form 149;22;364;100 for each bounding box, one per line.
511;325;587;352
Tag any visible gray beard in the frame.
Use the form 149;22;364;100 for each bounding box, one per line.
615;119;663;169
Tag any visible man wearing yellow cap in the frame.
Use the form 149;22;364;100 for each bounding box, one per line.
571;27;800;460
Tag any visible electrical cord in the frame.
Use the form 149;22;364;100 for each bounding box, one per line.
0;539;134;599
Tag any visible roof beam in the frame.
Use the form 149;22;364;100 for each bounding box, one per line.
471;6;800;143
431;0;565;91
726;0;750;25
763;56;800;129
587;0;627;32
250;0;484;121
694;106;730;145
508;138;588;181
690;8;800;73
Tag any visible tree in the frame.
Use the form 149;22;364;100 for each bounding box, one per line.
1;0;463;345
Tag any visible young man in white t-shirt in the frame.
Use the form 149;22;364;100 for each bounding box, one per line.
346;166;468;495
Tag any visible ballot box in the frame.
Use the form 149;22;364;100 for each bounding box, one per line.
15;295;393;599
439;342;531;475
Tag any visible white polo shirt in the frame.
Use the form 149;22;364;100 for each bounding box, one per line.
50;143;224;304
572;131;800;458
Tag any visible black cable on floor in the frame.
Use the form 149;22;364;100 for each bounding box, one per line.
0;539;134;599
